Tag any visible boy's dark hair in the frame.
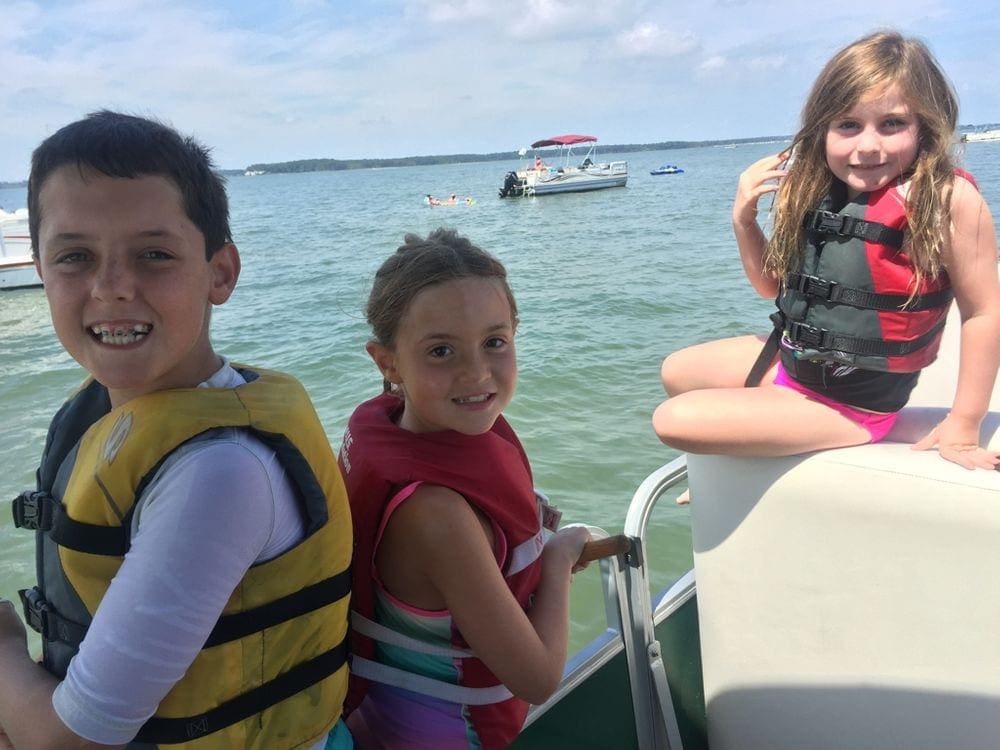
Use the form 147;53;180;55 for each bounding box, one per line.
27;110;232;258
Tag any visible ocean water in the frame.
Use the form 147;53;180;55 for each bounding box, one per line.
2;139;999;650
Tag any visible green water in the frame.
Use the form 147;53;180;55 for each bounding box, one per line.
3;140;998;650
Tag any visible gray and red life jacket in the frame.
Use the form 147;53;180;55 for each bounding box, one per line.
746;174;974;410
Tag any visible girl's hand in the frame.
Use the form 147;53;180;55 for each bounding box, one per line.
911;414;1000;470
543;526;592;574
733;151;789;229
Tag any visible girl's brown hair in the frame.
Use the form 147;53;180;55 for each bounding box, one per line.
768;30;959;296
366;227;517;349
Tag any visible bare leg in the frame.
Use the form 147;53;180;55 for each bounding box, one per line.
653;383;871;456
660;334;776;396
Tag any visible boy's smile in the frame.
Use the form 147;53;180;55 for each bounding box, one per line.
35;166;239;407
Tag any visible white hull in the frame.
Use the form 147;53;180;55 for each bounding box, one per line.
0;258;42;290
529;164;628;195
1;211;42;290
964;128;1000;142
499;162;628;198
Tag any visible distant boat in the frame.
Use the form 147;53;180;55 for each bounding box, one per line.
0;208;41;291
650;165;684;175
498;135;628;198
962;128;1000;143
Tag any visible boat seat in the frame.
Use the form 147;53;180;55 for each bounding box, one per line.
687;300;1000;750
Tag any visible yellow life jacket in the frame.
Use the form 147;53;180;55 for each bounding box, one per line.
13;367;352;749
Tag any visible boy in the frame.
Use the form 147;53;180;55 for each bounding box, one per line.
0;111;353;749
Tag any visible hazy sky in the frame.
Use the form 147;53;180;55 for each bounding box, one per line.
2;0;998;180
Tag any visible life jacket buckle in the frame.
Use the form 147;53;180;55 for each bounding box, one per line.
807;210;846;235
12;490;55;531
794;274;837;300
19;587;53;637
18;587;85;645
788;321;828;348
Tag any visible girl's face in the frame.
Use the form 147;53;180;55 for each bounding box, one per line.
368;276;517;435
824;83;920;199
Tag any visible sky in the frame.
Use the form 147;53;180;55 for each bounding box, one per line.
2;0;999;181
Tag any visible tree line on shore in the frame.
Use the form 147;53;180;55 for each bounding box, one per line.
240;135;789;175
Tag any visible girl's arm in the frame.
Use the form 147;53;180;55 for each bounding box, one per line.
733;152;787;299
912;175;1000;469
378;485;590;704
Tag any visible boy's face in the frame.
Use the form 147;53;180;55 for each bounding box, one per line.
34;165;239;407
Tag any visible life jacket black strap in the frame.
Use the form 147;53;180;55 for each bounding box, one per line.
134;638;348;744
203;570;351;648
745;314;783;387
11;490;129;556
785;314;947;357
803;209;905;248
785;272;954;312
18;586;88;646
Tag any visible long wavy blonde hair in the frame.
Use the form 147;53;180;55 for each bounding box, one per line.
767;30;959;295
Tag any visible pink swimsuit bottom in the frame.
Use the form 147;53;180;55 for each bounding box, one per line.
773;363;899;442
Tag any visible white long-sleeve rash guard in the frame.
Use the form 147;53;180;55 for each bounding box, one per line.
51;362;319;747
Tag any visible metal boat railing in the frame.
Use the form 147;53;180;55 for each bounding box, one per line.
618;456;690;750
524;455;692;750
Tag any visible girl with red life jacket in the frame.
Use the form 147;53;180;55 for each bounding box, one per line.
338;228;591;749
654;29;1000;477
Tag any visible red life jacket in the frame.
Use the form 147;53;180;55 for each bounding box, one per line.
775;174;969;373
338;393;544;749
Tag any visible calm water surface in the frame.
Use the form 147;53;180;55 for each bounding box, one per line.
2;140;998;648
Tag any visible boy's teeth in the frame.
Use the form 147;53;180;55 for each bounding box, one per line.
456;394;489;403
91;324;151;345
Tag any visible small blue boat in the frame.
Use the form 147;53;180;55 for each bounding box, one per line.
650;165;684;175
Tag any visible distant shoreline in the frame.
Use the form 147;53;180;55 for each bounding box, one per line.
237;135;790;177
3;124;996;186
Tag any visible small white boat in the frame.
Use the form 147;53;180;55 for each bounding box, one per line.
962;128;1000;143
0;208;41;291
650;165;684;175
498;135;628;198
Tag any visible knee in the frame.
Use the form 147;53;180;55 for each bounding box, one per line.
660;351;690;397
652;395;700;449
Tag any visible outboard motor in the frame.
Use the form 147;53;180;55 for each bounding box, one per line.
498;171;523;198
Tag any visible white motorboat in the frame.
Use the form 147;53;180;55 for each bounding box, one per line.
498;135;628;198
963;128;1000;143
0;208;41;291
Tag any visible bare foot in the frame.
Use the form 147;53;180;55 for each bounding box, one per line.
676;489;691;506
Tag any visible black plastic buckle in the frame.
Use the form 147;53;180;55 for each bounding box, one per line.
788;322;827;348
801;275;837;300
808;210;846;235
19;587;52;637
12;490;55;531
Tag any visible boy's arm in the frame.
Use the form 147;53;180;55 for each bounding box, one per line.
913;176;1000;468
2;438;284;747
0;600;124;750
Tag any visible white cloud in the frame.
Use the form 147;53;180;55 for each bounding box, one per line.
699;55;727;72
0;0;997;180
616;22;699;58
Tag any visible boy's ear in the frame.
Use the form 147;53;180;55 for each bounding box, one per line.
208;243;240;305
365;341;400;384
